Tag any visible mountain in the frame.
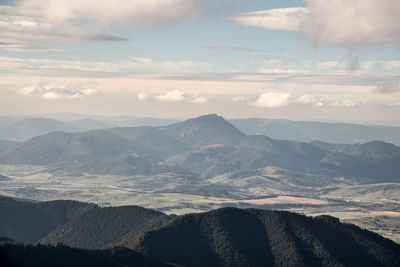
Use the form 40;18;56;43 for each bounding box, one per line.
0;196;168;248
1;196;399;266
0;196;96;243
0;118;110;141
231;118;400;145
320;141;400;180
0;242;172;267
161;114;246;147
122;207;400;267
1;114;400;180
0;139;21;152
42;205;169;249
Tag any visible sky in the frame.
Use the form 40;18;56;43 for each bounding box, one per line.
0;0;399;122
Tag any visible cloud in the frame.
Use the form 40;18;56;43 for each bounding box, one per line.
233;96;247;102
295;94;324;106
156;89;186;102
0;41;70;53
382;61;400;70
190;96;208;103
254;92;291;108
19;81;99;99
0;15;123;43
229;8;309;31
258;68;303;74
137;92;149;101
231;0;400;49
375;82;400;94
8;0;198;26
203;46;251;51
0;56;211;73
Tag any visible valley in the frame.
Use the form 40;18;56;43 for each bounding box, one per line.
1;162;399;243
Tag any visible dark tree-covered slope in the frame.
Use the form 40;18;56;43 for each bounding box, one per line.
0;242;172;267
122;208;400;267
0;196;96;243
42;205;169;249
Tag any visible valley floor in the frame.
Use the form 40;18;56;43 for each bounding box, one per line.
1;164;399;243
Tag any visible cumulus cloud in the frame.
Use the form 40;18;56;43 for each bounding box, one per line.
156;89;186;102
254;92;291;108
231;0;400;49
375;82;400;94
295;94;324;106
233;96;247;102
19;81;99;99
190;96;208;103
137;92;149;101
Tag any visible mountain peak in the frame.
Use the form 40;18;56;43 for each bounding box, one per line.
161;114;245;147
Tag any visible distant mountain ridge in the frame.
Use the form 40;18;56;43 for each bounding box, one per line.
1;114;400;181
231;118;400;145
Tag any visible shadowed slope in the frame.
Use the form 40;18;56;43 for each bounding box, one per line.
122;208;400;267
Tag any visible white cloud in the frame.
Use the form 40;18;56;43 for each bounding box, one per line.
375;82;400;94
382;61;400;70
156;89;186;102
137;92;149;101
8;0;197;26
19;81;99;99
229;8;309;31
254;92;291;108
190;96;208;103
204;46;251;51
0;15;121;43
232;96;247;102
231;0;400;49
258;68;302;74
0;56;211;73
295;94;324;106
0;41;70;53
331;100;356;107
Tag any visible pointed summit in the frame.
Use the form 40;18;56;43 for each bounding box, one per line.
160;114;246;147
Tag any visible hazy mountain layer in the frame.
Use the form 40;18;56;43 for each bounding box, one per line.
231;118;400;146
2;114;399;181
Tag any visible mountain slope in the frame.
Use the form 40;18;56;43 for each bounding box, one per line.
0;242;172;267
42;206;169;249
122;208;400;267
161;114;246;147
320;141;400;179
0;196;96;243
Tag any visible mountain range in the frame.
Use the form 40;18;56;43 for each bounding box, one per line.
1;114;400;181
0;196;399;267
2;115;400;146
